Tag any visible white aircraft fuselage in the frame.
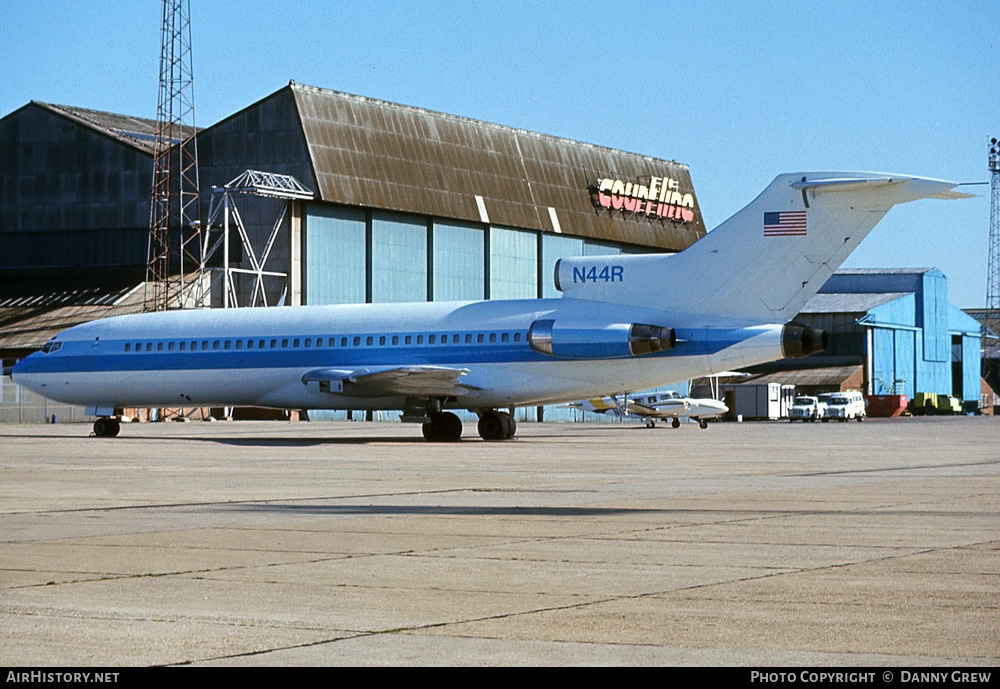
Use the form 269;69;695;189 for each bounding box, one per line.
12;171;965;440
12;299;782;410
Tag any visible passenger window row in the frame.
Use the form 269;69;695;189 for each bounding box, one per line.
123;331;524;353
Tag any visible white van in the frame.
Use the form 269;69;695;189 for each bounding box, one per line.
824;391;866;422
789;396;826;422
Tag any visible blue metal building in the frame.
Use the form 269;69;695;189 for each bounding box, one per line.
786;269;984;411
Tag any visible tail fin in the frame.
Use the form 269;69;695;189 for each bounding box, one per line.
557;172;966;322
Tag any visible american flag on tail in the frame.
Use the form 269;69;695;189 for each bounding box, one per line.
763;210;807;236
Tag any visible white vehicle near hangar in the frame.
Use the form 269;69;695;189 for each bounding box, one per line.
823;391;867;422
788;395;827;422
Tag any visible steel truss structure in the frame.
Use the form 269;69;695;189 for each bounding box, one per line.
203;170;314;308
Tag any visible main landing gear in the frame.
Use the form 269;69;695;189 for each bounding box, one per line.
421;411;463;442
92;417;121;438
419;409;517;442
477;410;516;441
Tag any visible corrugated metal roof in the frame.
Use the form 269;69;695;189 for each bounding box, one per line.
0;272;147;350
288;84;705;250
0;280;141;309
34;102;198;154
0;303;144;351
799;292;911;314
742;366;862;387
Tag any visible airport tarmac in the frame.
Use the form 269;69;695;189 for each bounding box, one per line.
1;416;997;667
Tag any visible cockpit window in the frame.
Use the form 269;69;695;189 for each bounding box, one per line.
41;341;62;354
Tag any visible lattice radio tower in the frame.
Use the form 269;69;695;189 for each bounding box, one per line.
145;0;202;311
988;138;1000;323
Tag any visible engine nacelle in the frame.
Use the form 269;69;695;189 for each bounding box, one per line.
780;322;828;358
528;319;675;359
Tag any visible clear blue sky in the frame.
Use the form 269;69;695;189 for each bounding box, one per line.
2;1;996;307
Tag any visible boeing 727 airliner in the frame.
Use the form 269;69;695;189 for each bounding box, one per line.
12;172;966;441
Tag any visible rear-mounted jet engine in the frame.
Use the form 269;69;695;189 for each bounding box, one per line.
528;319;675;359
780;322;828;358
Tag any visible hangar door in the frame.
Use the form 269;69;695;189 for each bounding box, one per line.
871;327;915;397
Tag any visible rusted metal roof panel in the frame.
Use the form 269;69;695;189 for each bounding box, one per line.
743;365;863;387
0;271;147;350
290;84;704;251
32;102;196;154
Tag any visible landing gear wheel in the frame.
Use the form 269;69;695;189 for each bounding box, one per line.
478;410;513;441
504;415;517;439
671;418;680;429
422;412;462;442
645;419;656;428
93;418;120;438
698;419;708;429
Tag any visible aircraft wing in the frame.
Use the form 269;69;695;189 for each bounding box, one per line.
302;365;479;397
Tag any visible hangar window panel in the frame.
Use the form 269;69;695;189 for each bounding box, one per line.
305;205;366;305
433;220;484;301
541;234;584;298
372;212;427;303
584;240;622;257
490;226;537;300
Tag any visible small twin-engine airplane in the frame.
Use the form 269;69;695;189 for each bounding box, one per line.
568;391;729;428
12;172;966;441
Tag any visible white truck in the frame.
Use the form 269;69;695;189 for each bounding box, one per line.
789;395;826;422
824;391;866;422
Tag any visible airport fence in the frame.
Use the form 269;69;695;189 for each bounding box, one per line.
0;376;87;424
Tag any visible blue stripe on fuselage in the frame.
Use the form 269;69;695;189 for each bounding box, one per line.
13;326;765;376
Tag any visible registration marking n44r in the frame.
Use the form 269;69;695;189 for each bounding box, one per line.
573;265;624;283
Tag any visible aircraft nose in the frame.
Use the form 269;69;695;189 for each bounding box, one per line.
10;353;44;388
11;356;30;379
